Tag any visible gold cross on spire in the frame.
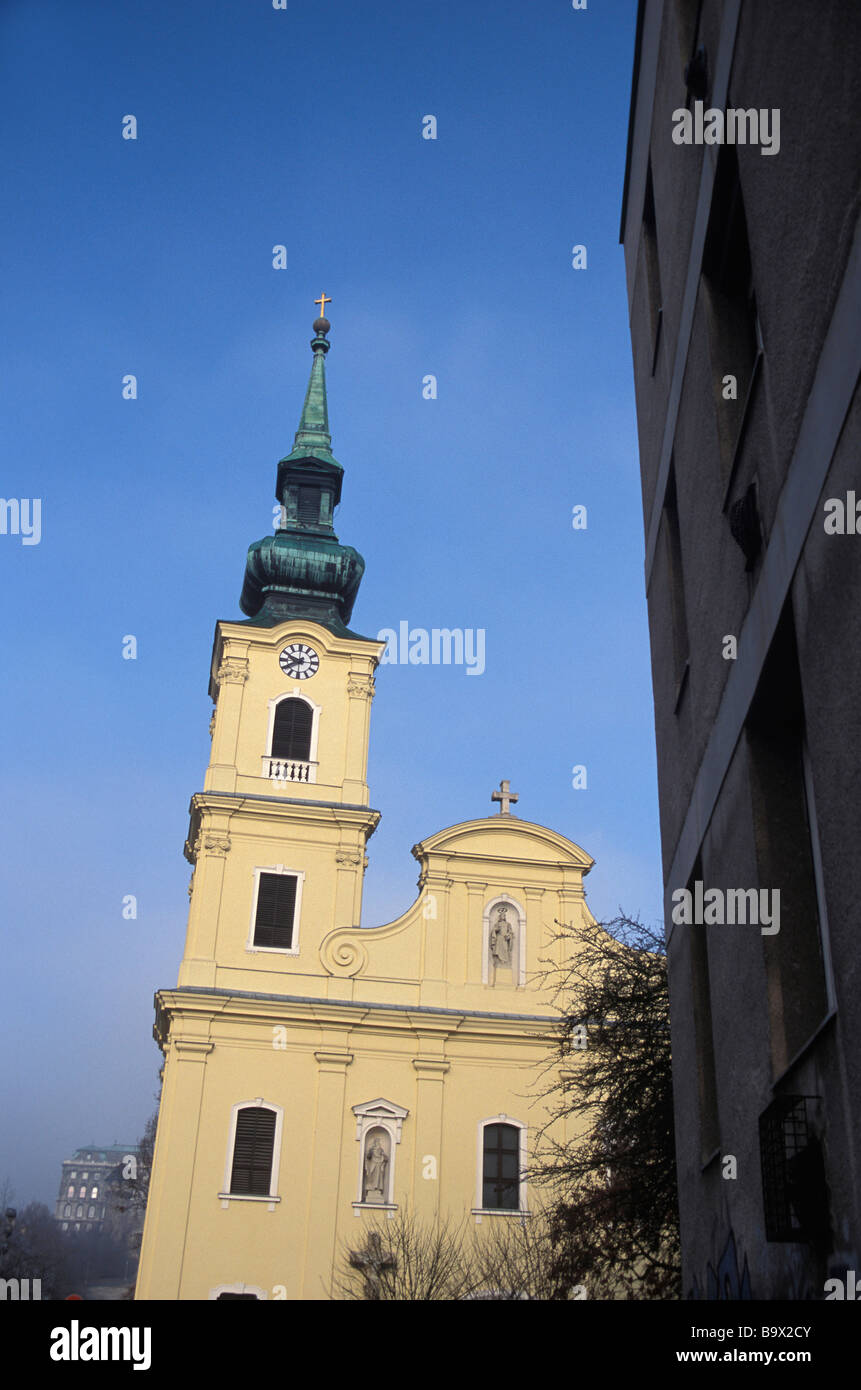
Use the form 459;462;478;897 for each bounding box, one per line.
315;292;332;317
491;779;519;816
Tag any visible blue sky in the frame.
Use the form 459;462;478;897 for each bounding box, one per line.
0;0;655;1207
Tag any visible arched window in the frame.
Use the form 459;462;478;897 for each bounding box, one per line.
63;1204;71;1218
88;1206;96;1219
228;1104;279;1197
76;1205;84;1219
91;1186;98;1199
66;1185;74;1199
477;1119;526;1212
271;698;312;761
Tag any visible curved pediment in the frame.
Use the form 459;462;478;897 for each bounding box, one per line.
412;817;594;874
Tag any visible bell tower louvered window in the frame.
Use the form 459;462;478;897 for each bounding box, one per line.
297;486;320;523
271;698;312;762
229;1106;277;1196
253;872;298;950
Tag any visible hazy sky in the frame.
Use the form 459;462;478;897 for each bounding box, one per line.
0;0;652;1208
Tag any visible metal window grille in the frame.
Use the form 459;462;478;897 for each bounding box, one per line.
759;1095;826;1243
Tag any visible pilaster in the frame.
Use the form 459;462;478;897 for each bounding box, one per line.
411;1036;451;1217
342;672;375;802
206;653;250;794
135;1020;213;1299
419;873;453;1007
302;1023;353;1297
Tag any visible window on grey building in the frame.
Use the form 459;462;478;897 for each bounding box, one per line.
641;161;663;374
661;465;690;706
701;144;761;494
747;604;829;1076
687;855;720;1161
252;872;298;951
759;1096;831;1252
229;1106;277;1197
675;0;703;75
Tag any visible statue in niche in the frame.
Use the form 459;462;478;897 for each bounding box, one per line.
362;1130;390;1203
489;905;515;969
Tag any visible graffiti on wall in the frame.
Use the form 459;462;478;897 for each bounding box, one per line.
689;1229;753;1300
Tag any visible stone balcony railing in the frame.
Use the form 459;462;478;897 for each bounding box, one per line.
263;757;316;784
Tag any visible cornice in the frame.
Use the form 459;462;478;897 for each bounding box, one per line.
187;790;380;823
153;987;560;1043
184;793;380;859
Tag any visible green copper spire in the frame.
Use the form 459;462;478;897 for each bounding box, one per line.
238;303;366;635
282;318;336;466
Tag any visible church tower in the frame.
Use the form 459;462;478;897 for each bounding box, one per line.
135;306;596;1301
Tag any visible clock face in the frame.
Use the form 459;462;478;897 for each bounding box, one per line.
279;643;319;680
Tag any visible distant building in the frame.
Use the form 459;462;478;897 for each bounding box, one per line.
54;1144;141;1244
621;1;861;1297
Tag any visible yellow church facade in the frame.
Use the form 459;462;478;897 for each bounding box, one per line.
134;309;596;1300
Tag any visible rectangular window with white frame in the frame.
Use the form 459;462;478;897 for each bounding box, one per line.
247;867;304;955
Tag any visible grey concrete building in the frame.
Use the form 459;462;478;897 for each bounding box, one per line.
620;0;861;1298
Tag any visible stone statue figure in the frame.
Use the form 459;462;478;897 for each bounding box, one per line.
489;906;515;968
362;1133;390;1202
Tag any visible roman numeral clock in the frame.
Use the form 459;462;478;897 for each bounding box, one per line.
279;643;319;680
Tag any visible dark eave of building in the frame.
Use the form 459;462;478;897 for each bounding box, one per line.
619;0;647;244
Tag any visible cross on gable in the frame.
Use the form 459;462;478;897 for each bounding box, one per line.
314;291;332;317
491;779;519;816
